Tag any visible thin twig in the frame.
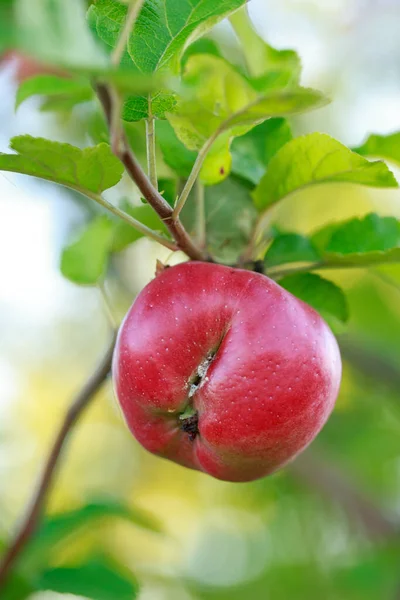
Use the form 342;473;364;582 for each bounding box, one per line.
146;94;158;190
195;178;206;248
85;189;177;251
241;207;275;264
98;282;119;329
266;257;400;280
240;220;261;265
111;0;145;67
265;260;395;280
230;6;260;77
173;136;216;221
266;261;325;279
0;334;117;588
96;84;209;262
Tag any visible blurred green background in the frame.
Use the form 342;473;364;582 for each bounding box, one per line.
1;0;400;598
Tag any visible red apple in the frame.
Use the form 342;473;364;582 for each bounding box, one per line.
113;262;341;482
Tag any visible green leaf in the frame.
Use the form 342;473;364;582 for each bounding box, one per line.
168;55;326;151
0;540;30;598
61;216;114;285
199;134;232;185
168;55;325;181
28;69;162;107
88;0;247;74
86;108;148;157
37;558;139;600
309;222;339;255
87;108;111;145
181;177;258;262
224;89;326;130
326;213;400;254
334;545;400;599
250;68;299;93
37;500;162;546
312;213;400;267
112;203;169;252
181;38;222;69
265;214;400;274
77;67;164;95
15;69;160;117
0;0;14;53
88;4;177;123
26;499;162;564
265;233;320;267
353;131;400;167
158;178;177;207
253;133;398;211
230;7;301;81
13;1;162;96
279;273;349;323
16;75;93;110
157;120;197;179
15;0;108;68
0;136;124;195
39;94;92;113
122;90;177;122
88;0;247;120
0;572;34;600
231;118;293;186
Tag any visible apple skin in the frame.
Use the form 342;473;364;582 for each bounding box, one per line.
113;262;341;482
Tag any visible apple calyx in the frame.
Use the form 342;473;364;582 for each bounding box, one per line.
179;406;199;441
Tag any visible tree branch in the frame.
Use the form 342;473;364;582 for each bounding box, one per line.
96;84;210;262
338;334;400;391
289;451;399;540
0;333;117;588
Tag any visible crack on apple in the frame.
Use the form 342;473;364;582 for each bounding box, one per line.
188;351;214;398
179;351;215;441
180;333;229;441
